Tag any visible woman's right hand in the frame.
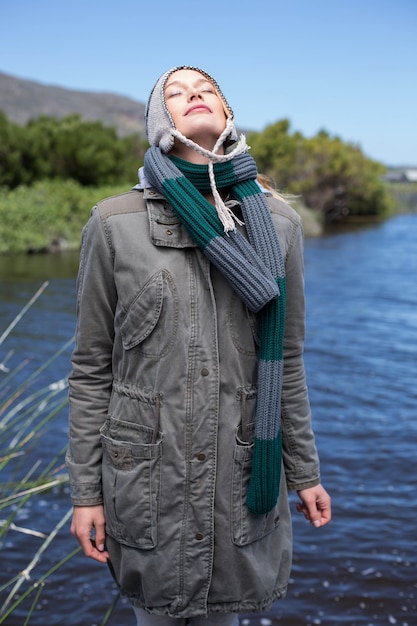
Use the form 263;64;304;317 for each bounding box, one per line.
70;505;110;563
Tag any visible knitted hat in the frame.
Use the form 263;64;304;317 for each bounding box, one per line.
145;65;238;153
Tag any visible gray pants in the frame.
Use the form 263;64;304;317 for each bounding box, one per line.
132;607;239;626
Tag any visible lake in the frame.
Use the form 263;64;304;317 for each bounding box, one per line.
1;213;416;625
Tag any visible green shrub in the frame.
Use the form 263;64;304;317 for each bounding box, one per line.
0;179;129;254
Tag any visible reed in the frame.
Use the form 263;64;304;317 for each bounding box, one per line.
0;284;118;624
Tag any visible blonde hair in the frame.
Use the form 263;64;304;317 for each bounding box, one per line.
256;173;288;203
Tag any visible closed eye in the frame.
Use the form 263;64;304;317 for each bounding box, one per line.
165;88;182;99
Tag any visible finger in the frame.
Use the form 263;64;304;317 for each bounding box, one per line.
79;535;109;563
306;504;322;527
317;502;332;526
296;502;311;522
94;521;107;553
296;502;307;515
309;501;331;527
296;500;321;526
89;539;110;563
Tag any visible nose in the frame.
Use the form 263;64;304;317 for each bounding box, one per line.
188;87;203;101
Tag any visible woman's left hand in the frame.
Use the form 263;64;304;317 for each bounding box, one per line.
296;484;332;528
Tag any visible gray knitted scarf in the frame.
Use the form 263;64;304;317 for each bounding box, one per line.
144;147;286;514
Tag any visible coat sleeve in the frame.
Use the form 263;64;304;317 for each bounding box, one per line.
66;205;117;506
279;209;321;490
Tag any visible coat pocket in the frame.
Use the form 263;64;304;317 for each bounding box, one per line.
120;269;178;358
100;417;162;549
231;440;280;546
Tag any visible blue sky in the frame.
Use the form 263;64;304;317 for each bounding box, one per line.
1;0;416;166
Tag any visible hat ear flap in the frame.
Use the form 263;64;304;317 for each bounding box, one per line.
145;69;176;153
229;124;238;142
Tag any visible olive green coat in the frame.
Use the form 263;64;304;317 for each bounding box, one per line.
66;187;320;617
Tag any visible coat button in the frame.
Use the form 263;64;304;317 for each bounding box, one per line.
195;532;204;541
201;367;209;376
197;452;206;461
166;229;173;235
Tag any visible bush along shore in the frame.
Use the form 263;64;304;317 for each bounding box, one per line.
0;179;129;254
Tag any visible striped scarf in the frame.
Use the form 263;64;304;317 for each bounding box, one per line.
144;146;286;514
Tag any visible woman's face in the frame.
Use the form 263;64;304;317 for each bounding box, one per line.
164;69;227;150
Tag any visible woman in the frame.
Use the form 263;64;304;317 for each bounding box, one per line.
67;66;331;625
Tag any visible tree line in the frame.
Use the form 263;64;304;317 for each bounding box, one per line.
0;111;393;221
0;112;147;189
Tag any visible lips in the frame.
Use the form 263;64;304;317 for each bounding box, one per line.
185;104;211;115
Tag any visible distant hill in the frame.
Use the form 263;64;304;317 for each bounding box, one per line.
0;71;146;137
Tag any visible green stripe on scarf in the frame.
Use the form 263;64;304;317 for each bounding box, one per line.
162;177;223;248
248;431;283;513
144;147;286;514
258;278;287;362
